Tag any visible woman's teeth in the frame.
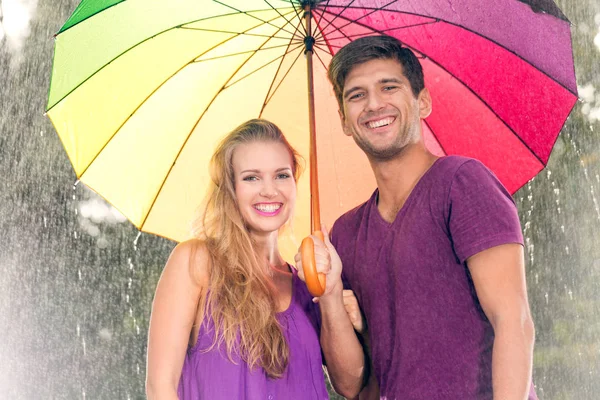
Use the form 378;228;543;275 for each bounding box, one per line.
254;204;281;212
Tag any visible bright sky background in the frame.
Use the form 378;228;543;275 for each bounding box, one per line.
0;0;38;63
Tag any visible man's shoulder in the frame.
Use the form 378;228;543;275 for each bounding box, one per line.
331;194;374;237
436;155;483;173
433;156;497;187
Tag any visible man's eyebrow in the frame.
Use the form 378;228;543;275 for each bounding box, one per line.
380;78;403;85
343;86;362;99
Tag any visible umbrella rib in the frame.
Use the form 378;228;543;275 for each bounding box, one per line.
263;0;306;37
73;33;244;180
323;0;398;34
313;47;330;71
287;1;310;43
326;11;551;165
140;15;303;229
47;9;295;112
320;15;355;45
75;13;291;180
261;47;305;108
314;0;333;33
324;20;438;41
212;0;299;38
313;42;332;55
313;0;398;43
324;5;576;96
179;26;292;40
257;16;306;117
313;0;357;40
219;9;306;89
191;43;293;63
224;43;305;89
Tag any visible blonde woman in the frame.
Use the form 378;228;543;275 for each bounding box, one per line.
146;119;365;399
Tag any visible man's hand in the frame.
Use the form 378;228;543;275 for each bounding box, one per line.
294;224;344;298
343;290;366;334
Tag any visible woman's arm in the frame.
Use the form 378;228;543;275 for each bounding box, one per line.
146;240;209;400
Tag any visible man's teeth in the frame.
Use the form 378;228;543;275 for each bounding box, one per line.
367;118;394;129
255;204;281;212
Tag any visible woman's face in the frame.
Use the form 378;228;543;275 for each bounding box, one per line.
232;140;297;237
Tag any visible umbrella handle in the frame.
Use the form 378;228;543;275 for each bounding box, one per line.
300;231;327;297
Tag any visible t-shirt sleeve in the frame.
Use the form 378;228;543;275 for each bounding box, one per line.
448;159;524;264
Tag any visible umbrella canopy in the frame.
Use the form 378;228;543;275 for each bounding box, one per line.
47;0;577;263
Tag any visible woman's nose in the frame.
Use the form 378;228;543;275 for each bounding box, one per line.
259;181;278;198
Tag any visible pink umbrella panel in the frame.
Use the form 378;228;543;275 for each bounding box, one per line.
309;0;577;194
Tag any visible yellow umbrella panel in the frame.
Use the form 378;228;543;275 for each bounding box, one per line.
47;0;376;266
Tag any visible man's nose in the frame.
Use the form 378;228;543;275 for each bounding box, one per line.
365;92;384;112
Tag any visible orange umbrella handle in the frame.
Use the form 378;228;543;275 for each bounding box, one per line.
300;231;327;297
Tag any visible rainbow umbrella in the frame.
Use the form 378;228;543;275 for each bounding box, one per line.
47;0;576;295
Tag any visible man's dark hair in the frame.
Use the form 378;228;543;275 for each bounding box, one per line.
327;35;425;113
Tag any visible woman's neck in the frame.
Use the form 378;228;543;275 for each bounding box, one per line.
251;230;287;273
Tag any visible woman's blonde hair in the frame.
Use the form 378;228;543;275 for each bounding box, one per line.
193;119;302;378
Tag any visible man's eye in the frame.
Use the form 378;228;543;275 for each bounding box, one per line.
349;92;364;100
383;86;398;91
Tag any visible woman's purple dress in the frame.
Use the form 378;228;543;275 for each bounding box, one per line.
177;269;329;399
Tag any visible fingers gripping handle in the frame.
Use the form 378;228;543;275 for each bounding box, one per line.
301;231;327;297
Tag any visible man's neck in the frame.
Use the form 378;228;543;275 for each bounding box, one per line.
370;143;439;223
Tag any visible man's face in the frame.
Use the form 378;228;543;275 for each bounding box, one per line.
340;58;431;161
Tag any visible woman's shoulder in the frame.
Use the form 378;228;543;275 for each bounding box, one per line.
165;239;211;289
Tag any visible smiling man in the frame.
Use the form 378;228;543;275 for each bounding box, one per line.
321;35;538;400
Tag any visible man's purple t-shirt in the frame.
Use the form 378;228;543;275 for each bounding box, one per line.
330;156;536;399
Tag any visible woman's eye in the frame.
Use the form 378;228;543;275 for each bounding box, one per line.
277;173;291;179
243;176;258;181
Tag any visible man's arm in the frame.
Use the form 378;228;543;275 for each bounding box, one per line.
295;227;366;398
467;243;535;400
342;290;380;400
319;289;366;398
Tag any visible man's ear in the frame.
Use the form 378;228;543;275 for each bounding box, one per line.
418;88;432;119
338;109;352;137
